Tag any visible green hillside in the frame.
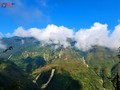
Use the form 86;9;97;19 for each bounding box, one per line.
0;37;119;90
0;58;39;90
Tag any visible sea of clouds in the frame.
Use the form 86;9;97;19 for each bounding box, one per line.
1;22;120;51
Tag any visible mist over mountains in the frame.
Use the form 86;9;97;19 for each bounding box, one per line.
1;22;120;51
0;35;119;90
0;34;6;49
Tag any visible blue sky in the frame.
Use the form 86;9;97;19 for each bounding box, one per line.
0;0;120;34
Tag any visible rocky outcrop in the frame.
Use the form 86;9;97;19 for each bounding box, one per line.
8;54;12;60
41;69;55;89
43;53;50;61
22;51;37;58
81;57;89;67
33;73;41;85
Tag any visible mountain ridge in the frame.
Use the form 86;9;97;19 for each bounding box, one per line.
0;36;119;90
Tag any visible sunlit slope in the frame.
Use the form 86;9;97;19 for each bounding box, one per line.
33;59;104;90
0;37;118;90
32;49;113;90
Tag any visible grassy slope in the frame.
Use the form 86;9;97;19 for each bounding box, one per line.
32;49;108;90
0;37;118;90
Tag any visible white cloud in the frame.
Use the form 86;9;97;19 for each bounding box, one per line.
0;41;6;49
74;23;120;51
12;23;120;51
14;24;73;48
110;25;120;49
13;27;31;37
74;23;110;51
0;33;6;49
5;33;13;37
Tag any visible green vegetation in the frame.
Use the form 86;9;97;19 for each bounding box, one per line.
0;37;118;90
0;58;39;90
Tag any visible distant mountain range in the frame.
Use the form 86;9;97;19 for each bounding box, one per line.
0;36;119;90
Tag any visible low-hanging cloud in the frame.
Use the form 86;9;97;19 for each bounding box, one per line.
110;25;120;49
12;22;120;51
74;23;110;51
0;33;6;49
13;24;73;48
74;23;120;51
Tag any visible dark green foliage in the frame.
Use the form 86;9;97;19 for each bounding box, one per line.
22;56;46;73
36;68;82;90
0;58;39;90
46;71;82;90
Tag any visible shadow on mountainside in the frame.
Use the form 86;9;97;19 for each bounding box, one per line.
23;56;46;73
37;68;82;90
